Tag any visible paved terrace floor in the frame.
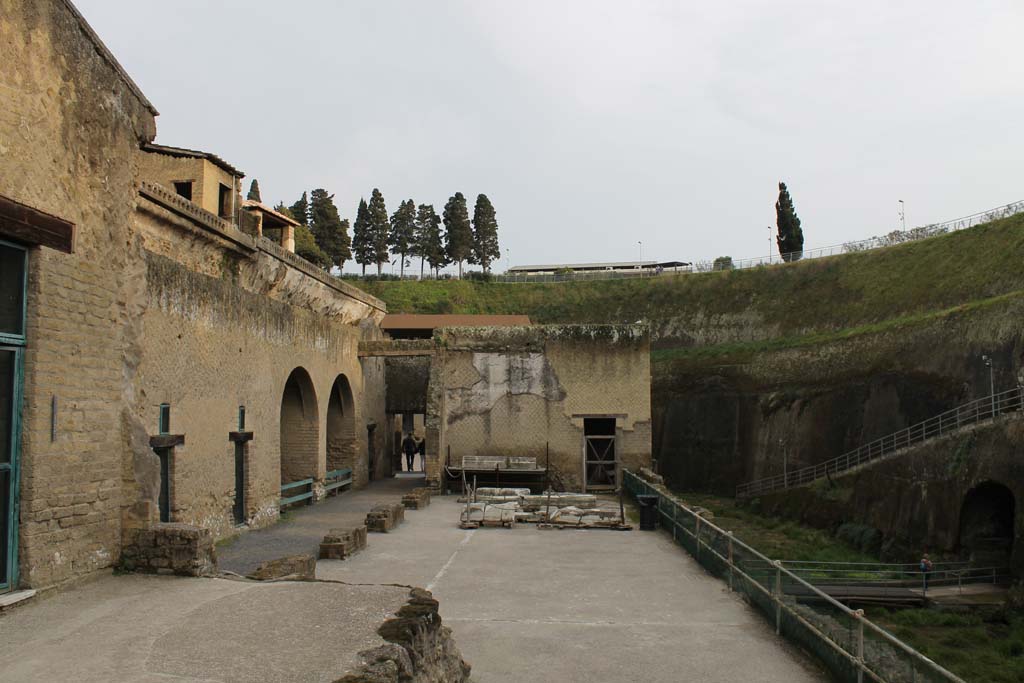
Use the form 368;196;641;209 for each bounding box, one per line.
0;478;827;682
218;472;424;575
319;494;827;682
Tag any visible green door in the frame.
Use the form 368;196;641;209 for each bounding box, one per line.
0;240;27;592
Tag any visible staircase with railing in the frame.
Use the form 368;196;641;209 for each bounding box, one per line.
737;386;1024;498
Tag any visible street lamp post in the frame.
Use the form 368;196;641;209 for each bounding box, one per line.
899;200;906;232
983;355;995;416
638;240;643;263
768;225;773;262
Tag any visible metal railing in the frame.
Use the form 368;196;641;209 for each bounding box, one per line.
737;386;1024;499
625;471;966;683
780;560;1012;596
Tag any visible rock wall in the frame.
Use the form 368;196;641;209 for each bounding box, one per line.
753;414;1024;574
338;588;471;683
655;295;1024;493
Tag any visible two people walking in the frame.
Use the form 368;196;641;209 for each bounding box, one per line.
401;432;426;472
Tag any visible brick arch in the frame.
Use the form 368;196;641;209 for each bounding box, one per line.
326;374;357;473
280;367;319;485
959;480;1015;563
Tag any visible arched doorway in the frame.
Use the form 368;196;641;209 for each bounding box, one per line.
280;367;319;485
959;481;1015;564
326;374;356;474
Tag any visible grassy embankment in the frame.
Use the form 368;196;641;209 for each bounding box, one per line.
675;491;1024;683
354;213;1024;368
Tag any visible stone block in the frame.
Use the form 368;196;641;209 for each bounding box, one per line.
365;502;405;532
319;525;368;561
248;554;316;581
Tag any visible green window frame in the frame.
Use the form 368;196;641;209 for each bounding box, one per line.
0;238;27;592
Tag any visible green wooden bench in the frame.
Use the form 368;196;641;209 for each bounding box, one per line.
325;468;352;495
280;477;314;507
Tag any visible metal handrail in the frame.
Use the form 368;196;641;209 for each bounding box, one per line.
625;471;966;683
737;386;1024;498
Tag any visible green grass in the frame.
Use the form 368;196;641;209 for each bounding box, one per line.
354;213;1024;341
671;490;877;563
679;490;1024;682
869;607;1024;683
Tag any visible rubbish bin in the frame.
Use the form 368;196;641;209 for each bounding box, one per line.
636;494;659;531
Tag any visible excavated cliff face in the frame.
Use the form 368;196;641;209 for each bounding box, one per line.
653;295;1024;494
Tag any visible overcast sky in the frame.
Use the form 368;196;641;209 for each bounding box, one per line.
76;0;1024;273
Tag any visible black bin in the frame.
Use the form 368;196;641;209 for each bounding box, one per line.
636;494;659;531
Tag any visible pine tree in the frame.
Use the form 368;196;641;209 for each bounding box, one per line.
471;194;500;273
775;182;804;262
289;191;309;227
388;198;417;278
247;179;262;202
413;204;444;278
352;198;373;276
443;192;473;278
309;188;352;271
367;188;390;276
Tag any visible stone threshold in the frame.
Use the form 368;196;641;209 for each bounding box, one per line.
0;589;37;611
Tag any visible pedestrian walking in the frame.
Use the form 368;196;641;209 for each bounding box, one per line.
402;432;417;472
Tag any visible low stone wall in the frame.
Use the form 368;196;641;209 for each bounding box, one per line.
338;588;471;683
120;523;216;576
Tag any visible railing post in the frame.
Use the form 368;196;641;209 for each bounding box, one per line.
672;502;677;541
855;608;865;683
727;532;734;591
774;560;782;635
696;514;702;560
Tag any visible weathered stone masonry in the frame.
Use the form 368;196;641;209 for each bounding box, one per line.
0;0;390;592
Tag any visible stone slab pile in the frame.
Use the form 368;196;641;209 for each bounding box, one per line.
366;502;405;532
319;525;368;560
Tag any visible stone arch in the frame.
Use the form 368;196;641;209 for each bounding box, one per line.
280;367;319;485
959;481;1015;563
327;374;357;473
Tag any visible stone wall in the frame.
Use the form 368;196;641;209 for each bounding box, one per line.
120;523;216;576
427;325;652;491
0;0;390;591
0;0;157;589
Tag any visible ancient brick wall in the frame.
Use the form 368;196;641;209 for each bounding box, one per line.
0;0;157;589
428;325;652;490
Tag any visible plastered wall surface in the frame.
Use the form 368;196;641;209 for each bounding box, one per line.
428;326;652;490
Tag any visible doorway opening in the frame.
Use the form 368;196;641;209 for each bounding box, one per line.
584;418;617;491
959;481;1015;564
279;367;319;486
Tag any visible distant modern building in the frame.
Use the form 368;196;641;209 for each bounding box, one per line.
381;314;532;339
507;260;689;275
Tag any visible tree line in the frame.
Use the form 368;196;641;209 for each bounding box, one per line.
248;181;499;278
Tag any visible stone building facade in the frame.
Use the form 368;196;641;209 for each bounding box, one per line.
0;0;389;593
424;325;652;491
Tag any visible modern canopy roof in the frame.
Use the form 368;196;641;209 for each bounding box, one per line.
508;260;688;272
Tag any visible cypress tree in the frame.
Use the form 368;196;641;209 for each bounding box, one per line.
352;198;374;276
367;188;390;276
289;191;309;227
247;179;262;202
413;204;444;278
388;199;417;277
309;188;352;271
471;194;500;273
443;192;473;278
775;182;804;261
